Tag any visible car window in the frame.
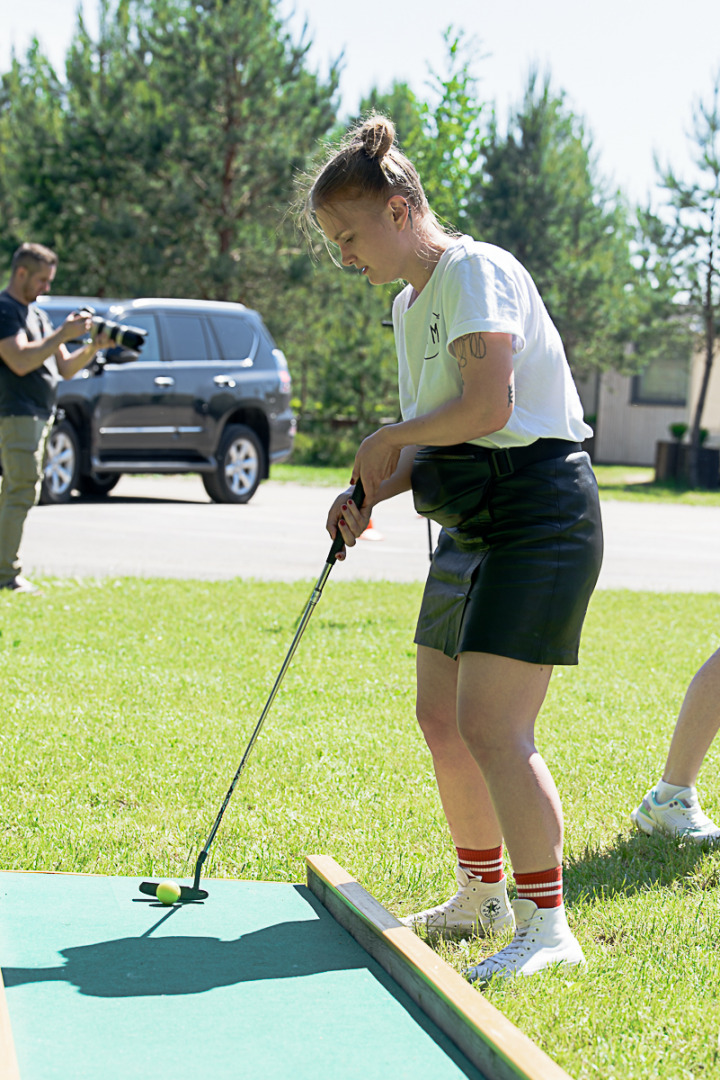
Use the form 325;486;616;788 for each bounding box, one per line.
42;306;85;343
42;304;110;347
162;315;210;362
43;306;73;329
113;312;160;362
209;315;256;363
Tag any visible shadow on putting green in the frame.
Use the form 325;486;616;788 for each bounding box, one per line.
2;913;373;998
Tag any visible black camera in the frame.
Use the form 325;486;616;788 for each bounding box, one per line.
77;306;147;352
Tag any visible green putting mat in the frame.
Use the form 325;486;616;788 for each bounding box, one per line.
0;873;487;1079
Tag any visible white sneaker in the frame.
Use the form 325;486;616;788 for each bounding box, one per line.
631;786;720;843
0;575;40;594
401;866;514;938
465;900;585;984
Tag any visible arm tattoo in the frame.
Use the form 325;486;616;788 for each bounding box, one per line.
452;333;487;382
508;383;515;407
468;334;487;359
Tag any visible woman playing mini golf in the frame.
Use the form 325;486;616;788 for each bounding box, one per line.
301;115;603;983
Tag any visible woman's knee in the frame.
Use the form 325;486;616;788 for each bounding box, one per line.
415;698;463;757
457;709;535;770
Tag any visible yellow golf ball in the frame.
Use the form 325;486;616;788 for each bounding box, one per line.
156;879;181;905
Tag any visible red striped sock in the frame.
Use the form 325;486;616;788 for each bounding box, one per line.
456;846;504;884
514;866;563;908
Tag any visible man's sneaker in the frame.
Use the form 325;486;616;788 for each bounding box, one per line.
400;866;514;938
0;575;40;595
465;899;585;984
631;786;720;843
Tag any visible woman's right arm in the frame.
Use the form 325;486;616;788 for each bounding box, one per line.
326;444;417;558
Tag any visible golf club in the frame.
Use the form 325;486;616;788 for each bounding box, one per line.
139;479;365;903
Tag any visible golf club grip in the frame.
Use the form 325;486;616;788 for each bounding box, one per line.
327;478;366;563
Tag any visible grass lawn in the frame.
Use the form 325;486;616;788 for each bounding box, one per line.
2;578;720;1078
273;461;720;506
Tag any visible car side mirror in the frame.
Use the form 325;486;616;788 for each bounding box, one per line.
103;346;140;364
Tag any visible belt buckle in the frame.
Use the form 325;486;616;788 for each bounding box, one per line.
491;447;514;478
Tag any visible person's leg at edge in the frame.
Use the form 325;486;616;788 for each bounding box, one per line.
0;415;49;590
663;649;720;787
632;648;720;842
400;644;514;937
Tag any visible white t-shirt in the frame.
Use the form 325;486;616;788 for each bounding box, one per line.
392;236;592;448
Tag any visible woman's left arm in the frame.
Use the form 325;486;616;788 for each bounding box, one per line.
352;332;514;502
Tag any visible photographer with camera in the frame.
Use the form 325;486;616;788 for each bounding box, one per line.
0;242;114;594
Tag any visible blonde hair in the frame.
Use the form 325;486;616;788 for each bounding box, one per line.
298;115;434;235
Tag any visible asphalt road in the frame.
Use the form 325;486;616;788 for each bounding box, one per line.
17;474;720;591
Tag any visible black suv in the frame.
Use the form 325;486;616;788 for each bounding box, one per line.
35;296;296;504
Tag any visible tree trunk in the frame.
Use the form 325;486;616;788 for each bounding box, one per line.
688;215;716;487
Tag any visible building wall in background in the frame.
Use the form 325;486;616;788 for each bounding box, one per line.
581;350;720;466
592;369;686;464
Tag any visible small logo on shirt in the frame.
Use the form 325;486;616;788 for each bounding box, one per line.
425;313;440;359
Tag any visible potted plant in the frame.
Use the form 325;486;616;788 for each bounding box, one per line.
655;422;688;481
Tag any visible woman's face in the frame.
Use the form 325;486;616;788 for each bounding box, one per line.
315;196;411;285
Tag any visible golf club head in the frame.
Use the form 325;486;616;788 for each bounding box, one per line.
138;880;208;902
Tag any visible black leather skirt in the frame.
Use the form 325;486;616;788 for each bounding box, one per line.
412;441;603;665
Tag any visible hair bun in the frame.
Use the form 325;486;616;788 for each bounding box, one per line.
360;116;395;161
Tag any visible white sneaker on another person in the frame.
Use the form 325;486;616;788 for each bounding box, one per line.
401;865;514;938
0;575;40;595
465;900;585;984
631;786;720;843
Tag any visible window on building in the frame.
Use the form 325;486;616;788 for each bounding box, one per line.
631;352;689;406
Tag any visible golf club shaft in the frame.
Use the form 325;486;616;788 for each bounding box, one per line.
192;478;365;890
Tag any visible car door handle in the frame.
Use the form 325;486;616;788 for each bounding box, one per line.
213;375;236;387
154;377;175;387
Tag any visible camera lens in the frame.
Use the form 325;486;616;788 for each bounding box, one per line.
91;316;147;352
115;325;147;351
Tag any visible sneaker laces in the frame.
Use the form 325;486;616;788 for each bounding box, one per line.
655;788;717;833
413;890;468;920
411;867;474;917
479;922;535;972
674;802;717;833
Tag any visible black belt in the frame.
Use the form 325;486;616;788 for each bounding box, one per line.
419;439;583;479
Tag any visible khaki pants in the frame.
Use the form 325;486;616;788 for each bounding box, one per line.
0;415;52;586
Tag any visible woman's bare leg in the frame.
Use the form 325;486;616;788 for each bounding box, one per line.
416;645;501;848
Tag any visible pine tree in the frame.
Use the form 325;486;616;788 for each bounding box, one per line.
641;72;720;486
465;70;640;376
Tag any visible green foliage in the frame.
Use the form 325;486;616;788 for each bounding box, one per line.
127;0;339;301
465;70;643;376
4;5;716;473
0;45;67;267
291;27;491;463
264;252;398;460
638;71;720;471
360;29;486;229
0;0;339;301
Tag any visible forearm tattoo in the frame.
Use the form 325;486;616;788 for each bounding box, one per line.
508;383;515;407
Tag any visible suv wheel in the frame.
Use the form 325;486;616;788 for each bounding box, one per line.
39;420;80;505
202;424;264;504
77;471;121;498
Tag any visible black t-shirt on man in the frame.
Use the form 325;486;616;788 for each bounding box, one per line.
0;290;59;419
